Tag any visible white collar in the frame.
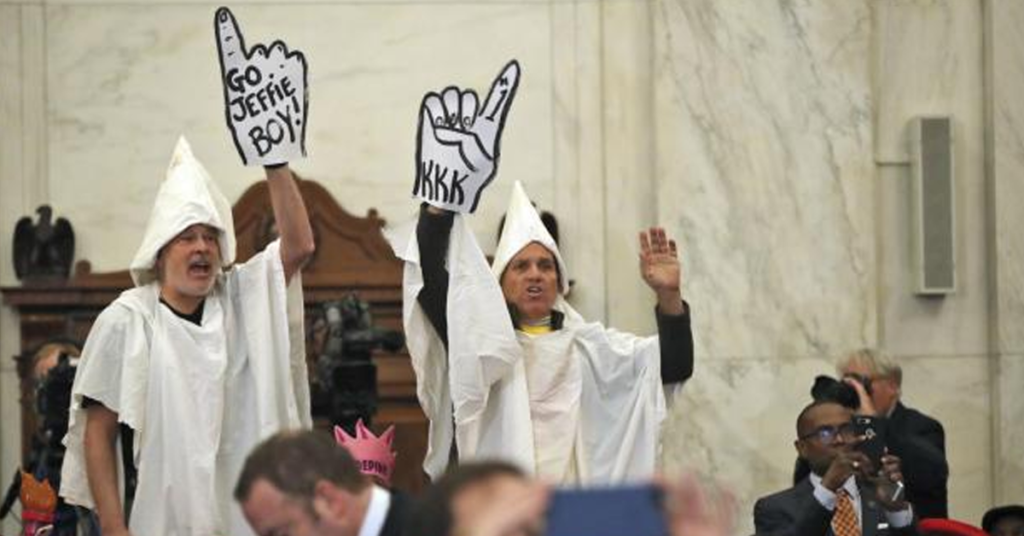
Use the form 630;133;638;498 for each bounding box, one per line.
357;485;391;536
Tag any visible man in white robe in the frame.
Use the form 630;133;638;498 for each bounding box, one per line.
59;137;315;536
390;181;693;484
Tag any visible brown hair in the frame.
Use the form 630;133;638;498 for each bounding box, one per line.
407;461;526;536
233;429;369;503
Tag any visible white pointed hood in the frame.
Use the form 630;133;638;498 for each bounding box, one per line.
128;136;236;286
491;181;568;294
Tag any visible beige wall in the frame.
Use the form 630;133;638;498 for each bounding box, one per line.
1;1;1021;534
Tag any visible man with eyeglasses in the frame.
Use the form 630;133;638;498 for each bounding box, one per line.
754;400;917;536
838;348;948;519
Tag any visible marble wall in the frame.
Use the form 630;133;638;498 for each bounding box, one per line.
1;1;1021;535
985;0;1024;506
652;0;877;527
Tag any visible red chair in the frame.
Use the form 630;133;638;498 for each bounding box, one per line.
919;518;989;536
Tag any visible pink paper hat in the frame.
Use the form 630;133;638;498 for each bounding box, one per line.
334;419;397;486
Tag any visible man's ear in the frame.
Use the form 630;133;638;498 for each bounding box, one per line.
794;439;807;459
312;480;349;521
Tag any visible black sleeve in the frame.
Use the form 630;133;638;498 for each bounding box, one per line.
888;416;948;518
891;418;947;489
656;301;694;385
416;205;455;350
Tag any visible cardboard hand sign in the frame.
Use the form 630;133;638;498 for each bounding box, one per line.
414;60;521;213
215;7;308;166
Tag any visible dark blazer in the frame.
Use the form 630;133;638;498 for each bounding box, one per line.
885;403;948;519
790;402;948;519
754;477;917;536
379;490;414;536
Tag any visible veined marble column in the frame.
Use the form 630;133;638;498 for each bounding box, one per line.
984;0;1024;506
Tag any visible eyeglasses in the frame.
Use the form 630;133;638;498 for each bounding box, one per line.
799;422;857;444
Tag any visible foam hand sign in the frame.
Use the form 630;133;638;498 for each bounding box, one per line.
215;7;308;166
414;60;521;213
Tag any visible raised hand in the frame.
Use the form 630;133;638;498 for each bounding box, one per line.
873;453;909;511
821;449;873;491
639;227;684;314
215;7;308;166
414;60;521;213
842;376;878;416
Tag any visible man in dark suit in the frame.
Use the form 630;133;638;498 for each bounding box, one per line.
234;430;411;536
755;401;917;536
839;349;949;519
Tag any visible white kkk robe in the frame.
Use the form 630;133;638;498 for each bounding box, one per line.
389;206;667;485
61;241;309;535
61;137;310;535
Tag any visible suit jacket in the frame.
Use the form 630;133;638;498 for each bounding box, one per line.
754;477;917;536
789;403;948;519
379;490;413;536
885;403;948;519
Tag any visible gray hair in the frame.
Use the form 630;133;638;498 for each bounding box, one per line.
838;348;902;386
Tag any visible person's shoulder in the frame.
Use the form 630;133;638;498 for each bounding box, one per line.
895;402;944;429
93;287;154;327
757;479;811;510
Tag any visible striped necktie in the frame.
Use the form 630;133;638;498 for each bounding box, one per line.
832;489;861;536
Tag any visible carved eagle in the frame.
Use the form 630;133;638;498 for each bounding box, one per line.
13;205;75;281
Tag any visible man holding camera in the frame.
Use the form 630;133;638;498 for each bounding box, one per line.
839;349;949;519
755;400;916;536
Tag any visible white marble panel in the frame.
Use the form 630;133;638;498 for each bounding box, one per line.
873;0;982;163
874;0;989;357
0;6;25;287
602;0;659;333
988;0;1024;356
876;162;989;358
45;3;554;272
994;354;1024;504
0;7;24;535
549;1;607;323
899;354;991;522
652;0;876;359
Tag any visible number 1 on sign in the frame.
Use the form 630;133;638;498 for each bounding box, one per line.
486;88;508;122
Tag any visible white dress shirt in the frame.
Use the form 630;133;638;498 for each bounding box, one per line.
358;485;393;536
809;473;913;529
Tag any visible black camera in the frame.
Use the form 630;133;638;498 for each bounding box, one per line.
810;374;873;410
311;295;404;430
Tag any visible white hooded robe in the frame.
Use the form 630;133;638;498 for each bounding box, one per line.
60;138;310;536
389;182;667;485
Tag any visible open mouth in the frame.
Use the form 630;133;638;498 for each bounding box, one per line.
188;258;213;278
526;285;543;297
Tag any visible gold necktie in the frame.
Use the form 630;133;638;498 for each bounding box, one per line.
832;489;861;536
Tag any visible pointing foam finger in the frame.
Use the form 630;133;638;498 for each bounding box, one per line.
480;60;520;121
473;59;522;157
215;7;246;69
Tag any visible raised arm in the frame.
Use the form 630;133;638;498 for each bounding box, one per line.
264;164;314;283
416;205;455;349
640;227;693;384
